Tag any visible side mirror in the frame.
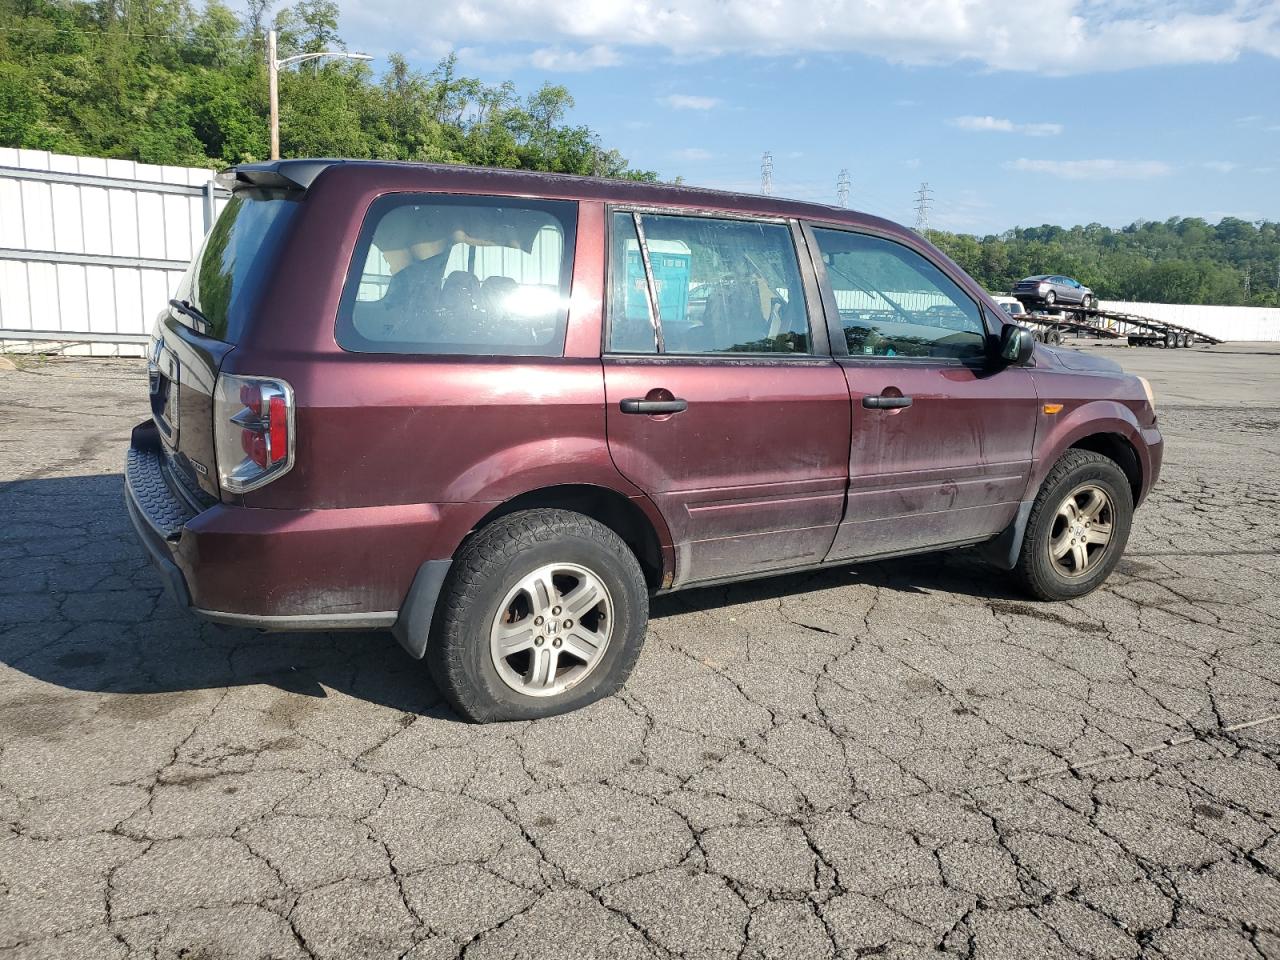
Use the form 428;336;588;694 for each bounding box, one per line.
999;324;1035;365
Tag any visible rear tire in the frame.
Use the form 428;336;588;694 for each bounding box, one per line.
427;509;649;722
1013;449;1133;601
1044;290;1057;306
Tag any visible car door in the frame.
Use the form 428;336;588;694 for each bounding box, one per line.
803;223;1039;561
1057;276;1080;305
602;209;851;587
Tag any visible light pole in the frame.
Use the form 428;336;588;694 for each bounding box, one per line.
267;29;372;160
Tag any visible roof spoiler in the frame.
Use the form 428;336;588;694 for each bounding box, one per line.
216;159;341;193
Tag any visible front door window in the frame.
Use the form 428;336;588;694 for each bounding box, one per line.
810;228;987;360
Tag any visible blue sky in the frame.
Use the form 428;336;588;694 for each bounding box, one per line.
329;1;1279;234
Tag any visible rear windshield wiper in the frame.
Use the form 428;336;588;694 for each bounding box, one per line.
169;298;210;333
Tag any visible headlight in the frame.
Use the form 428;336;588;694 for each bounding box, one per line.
1137;375;1156;412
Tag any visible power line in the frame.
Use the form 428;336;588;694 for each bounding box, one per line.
913;181;933;233
760;151;773;196
836;168;850;208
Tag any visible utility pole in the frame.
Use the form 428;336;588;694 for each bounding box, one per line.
267;29;279;161
836;169;850;208
1243;266;1251;298
267;29;373;160
760;152;773;196
913;182;933;233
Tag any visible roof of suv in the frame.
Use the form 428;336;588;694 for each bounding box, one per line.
222;158;907;236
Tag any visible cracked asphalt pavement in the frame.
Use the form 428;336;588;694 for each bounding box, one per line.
1;343;1279;959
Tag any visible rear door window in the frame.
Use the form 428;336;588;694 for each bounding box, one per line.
606;211;811;355
337;194;577;356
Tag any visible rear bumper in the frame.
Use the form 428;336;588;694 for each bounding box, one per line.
125;420;483;632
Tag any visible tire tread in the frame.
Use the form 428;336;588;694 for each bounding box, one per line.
1014;448;1133;601
427;508;647;722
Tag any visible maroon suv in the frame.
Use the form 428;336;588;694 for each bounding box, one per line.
125;160;1162;721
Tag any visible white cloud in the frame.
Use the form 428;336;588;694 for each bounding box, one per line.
662;94;721;110
529;44;620;70
1203;160;1238;173
950;115;1063;136
673;147;714;161
352;1;1280;75
952;115;1015;132
1005;158;1174;179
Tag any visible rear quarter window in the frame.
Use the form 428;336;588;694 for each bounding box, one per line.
336;194;577;357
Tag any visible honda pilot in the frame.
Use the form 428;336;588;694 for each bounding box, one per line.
126;160;1163;721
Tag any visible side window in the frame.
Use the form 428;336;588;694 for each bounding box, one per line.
336;194;576;356
607;212;659;354
607;212;811;355
809;228;986;360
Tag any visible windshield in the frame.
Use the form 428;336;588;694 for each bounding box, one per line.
172;192;299;342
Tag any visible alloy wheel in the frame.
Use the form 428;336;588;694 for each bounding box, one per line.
489;562;614;697
1048;483;1114;578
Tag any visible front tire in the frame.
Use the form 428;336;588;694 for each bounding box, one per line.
1044;290;1057;306
427;509;649;722
1013;449;1133;601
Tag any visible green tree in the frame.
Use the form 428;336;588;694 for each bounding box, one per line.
0;0;657;181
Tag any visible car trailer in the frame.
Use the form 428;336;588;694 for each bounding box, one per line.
1024;304;1222;348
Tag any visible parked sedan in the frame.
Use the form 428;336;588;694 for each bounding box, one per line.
1014;275;1095;309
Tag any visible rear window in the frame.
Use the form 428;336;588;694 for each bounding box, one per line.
173;193;299;342
336;194;577;356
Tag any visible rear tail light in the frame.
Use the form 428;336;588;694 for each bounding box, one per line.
213;374;295;493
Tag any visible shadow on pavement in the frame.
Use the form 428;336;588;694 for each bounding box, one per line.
1;472;1023;716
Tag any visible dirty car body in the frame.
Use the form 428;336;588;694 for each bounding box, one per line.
125;160;1163;720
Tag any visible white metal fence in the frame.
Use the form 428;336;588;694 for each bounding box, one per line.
0;149;227;356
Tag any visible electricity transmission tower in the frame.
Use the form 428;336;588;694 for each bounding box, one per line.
760;152;774;195
837;169;850;208
913;182;933;233
1244;266;1251;297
